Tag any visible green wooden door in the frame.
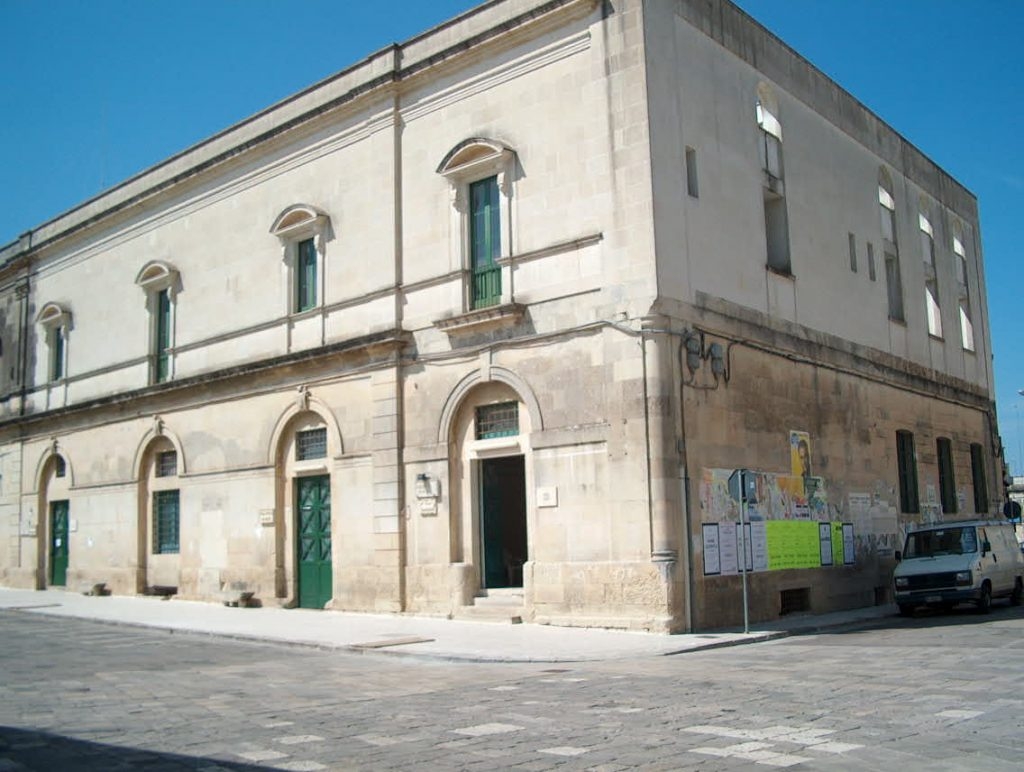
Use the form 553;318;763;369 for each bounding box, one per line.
296;475;332;609
50;500;69;586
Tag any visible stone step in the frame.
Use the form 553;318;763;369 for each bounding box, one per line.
473;589;525;607
454;603;524;624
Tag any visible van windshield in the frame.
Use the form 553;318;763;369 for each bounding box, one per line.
903;526;977;558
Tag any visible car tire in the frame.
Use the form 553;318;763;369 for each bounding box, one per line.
977;584;992;614
898;604;915;617
1011;578;1022;607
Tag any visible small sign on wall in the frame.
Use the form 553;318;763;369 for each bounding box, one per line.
259;509;275;526
536;487;558;507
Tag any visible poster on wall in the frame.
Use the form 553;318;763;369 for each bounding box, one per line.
819;522;833;566
702;523;721;575
736;523;754;572
766;520;822;569
751;520;769;571
842;523;855;564
719;521;739;575
790;430;812;479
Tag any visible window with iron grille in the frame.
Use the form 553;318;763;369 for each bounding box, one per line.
296;428;327;460
153;489;180;554
156;450;177;478
54;455;66;478
475;402;519;439
896;430;919;514
937;437;956;514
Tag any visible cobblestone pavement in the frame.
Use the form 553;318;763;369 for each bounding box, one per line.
2;605;1023;771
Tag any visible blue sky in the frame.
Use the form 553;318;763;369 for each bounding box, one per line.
1;1;1020;474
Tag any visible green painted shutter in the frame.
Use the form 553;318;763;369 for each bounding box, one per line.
52;327;65;380
155;289;171;382
296;238;317;312
470;177;501;308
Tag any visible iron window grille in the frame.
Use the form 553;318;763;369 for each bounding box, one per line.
296;428;328;460
156;450;177;478
475;402;519;440
153;489;180;554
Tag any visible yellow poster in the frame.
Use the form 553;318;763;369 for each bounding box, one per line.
790;430;812;479
766;520;821;569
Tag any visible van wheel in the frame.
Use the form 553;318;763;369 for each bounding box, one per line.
977;584;992;614
1011;578;1023;606
898;604;915;617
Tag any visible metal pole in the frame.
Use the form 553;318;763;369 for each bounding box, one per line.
739;473;750;634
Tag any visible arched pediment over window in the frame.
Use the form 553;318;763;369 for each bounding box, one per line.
269;204;330;239
436;138;515;179
35;302;71;328
135;260;180;293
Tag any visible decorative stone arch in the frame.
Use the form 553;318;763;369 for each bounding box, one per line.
35;301;72;329
438;365;544;445
436;137;515;179
269;204;331;238
32;440;75;492
134;260;181;295
266;387;345;466
131;416;187;480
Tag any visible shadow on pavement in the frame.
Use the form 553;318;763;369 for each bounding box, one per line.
791;601;1024;637
0;724;271;771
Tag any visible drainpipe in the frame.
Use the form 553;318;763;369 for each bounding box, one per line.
641;316;679;628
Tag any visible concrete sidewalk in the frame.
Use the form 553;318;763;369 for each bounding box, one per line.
0;587;896;663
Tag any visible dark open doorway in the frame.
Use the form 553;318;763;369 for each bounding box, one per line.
479;455;527;589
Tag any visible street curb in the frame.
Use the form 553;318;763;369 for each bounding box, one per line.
3;603;799;664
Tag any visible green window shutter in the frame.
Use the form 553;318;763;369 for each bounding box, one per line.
155;289;171;383
52;327;64;380
470;177;501;308
296;238;317;312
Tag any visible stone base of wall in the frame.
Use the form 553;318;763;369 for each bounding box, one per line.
527;560;673;632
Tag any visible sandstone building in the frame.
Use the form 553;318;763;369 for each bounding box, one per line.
0;0;999;632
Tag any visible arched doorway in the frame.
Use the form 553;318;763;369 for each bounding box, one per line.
37;452;71;589
448;380;534;595
137;434;182;593
273;408;337;609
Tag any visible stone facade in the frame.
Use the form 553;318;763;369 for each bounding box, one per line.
0;0;1000;632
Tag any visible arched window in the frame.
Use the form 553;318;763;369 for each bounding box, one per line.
36;302;72;382
952;221;974;351
756;84;790;274
270;205;330;315
878;168;904;322
919;206;942;338
437;138;516;310
135;260;180;384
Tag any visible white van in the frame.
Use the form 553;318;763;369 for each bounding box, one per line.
893;520;1024;615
